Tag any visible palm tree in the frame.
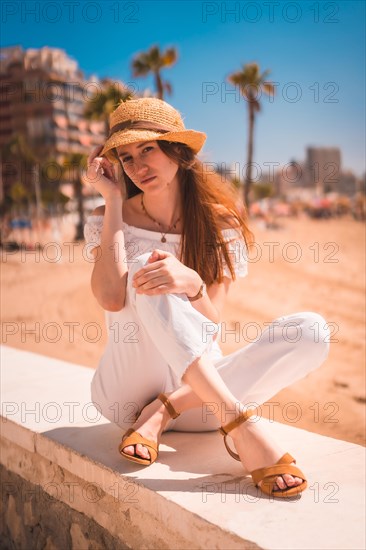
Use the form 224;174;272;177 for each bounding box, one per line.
84;80;134;135
62;153;87;241
228;63;275;207
2;133;37;184
132;45;178;100
1;133;39;216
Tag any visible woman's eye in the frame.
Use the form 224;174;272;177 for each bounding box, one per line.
142;146;153;154
122;156;132;164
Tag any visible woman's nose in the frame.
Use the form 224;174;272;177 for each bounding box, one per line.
134;159;149;176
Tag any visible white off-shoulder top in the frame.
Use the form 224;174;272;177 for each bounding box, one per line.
84;215;248;280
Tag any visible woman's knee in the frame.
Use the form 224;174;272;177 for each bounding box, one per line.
282;311;330;362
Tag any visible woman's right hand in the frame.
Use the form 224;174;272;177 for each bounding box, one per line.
83;145;121;200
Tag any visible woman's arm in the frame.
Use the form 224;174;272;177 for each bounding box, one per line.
189;277;232;325
90;198;128;311
84;146;128;311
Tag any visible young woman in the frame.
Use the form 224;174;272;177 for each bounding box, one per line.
83;97;330;498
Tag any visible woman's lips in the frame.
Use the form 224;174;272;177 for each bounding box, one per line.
141;176;156;184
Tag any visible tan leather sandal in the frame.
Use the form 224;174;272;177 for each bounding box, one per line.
119;393;180;466
219;409;307;498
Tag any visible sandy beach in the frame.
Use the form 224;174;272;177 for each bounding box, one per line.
1;214;365;446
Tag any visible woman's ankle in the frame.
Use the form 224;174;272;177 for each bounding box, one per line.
166;388;202;415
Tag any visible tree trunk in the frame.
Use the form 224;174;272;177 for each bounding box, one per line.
74;176;85;241
245;101;255;209
155;71;164;100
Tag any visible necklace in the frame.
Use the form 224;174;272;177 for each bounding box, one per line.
140;194;181;243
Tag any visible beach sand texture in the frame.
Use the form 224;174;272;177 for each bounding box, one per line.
1;215;365;445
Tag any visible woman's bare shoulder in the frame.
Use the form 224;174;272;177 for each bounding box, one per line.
90;205;105;216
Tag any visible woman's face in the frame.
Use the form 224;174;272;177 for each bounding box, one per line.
116;140;179;192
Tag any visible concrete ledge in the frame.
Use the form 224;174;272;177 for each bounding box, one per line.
1;463;130;550
1;346;365;550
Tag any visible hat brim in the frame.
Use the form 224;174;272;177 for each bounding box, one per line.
100;129;206;163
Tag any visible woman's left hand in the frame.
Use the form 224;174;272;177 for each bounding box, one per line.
132;249;202;298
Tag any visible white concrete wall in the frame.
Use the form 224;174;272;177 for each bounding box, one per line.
1;346;365;549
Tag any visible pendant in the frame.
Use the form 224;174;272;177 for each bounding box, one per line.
161;236;166;243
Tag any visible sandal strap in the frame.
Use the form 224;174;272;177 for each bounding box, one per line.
252;463;304;485
222;434;241;461
219;408;257;436
251;453;305;486
119;430;158;463
157;393;180;419
257;472;306;497
219;408;258;462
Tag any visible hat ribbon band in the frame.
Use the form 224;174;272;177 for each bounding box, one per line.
108;119;179;138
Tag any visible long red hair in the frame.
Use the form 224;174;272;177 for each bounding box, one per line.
115;141;254;285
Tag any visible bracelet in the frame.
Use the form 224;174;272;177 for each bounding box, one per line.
187;281;207;302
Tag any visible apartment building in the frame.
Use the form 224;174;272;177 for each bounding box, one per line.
274;147;358;198
0;46;107;193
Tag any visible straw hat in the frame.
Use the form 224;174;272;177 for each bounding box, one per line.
100;97;206;163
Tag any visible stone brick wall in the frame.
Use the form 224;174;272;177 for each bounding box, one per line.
1;465;130;550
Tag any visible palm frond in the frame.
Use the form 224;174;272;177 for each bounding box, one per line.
132;56;151;77
84;83;134;121
161;48;178;67
227;62;273;100
130;44;178;98
262;82;275;97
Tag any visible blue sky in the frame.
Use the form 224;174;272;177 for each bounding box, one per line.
2;0;365;177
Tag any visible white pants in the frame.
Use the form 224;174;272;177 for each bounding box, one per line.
92;252;330;432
